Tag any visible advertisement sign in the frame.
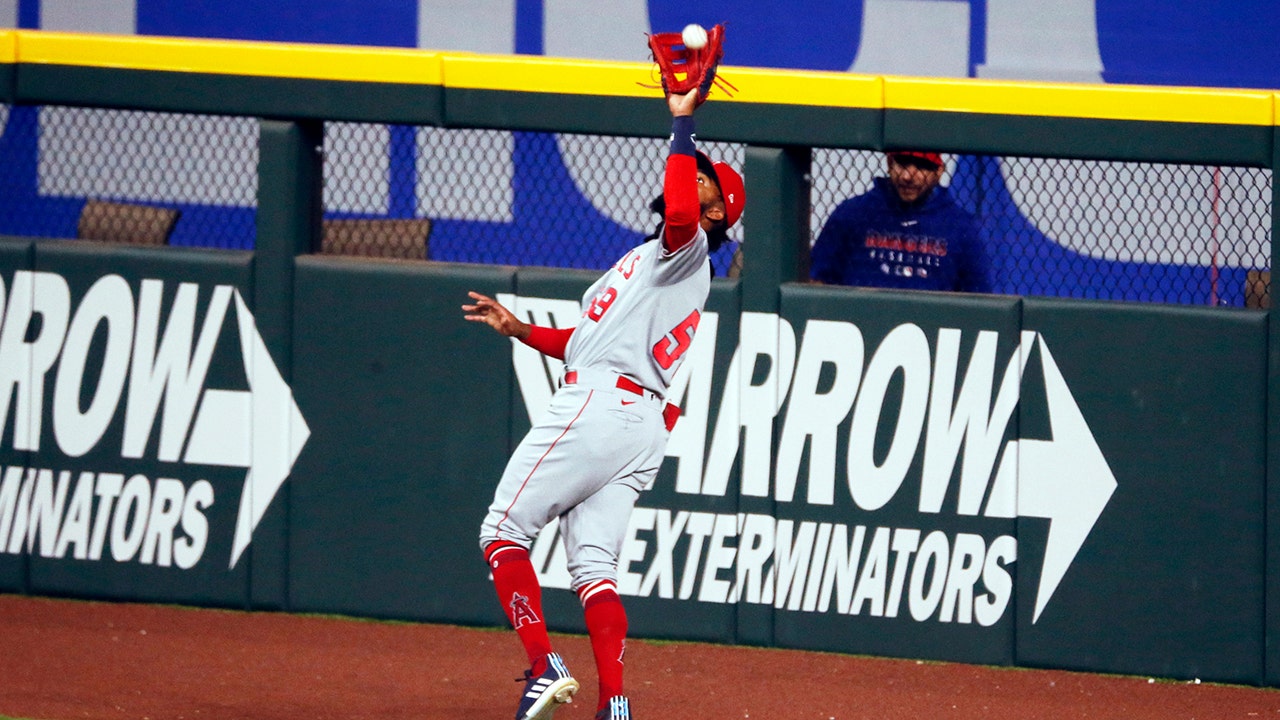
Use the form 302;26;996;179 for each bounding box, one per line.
515;287;1029;663
1017;299;1266;684
0;247;1268;684
0;241;293;605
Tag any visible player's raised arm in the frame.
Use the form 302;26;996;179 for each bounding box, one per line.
661;89;702;254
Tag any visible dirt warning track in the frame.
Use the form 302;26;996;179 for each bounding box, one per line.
2;594;1278;720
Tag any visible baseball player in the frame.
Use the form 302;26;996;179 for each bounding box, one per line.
462;86;744;720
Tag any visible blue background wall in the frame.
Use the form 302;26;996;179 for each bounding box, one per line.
7;0;1269;89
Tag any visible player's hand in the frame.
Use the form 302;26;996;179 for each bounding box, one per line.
668;87;699;118
462;291;531;339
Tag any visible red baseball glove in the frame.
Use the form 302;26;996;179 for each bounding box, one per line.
645;24;736;105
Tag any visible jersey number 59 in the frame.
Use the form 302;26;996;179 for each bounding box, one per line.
653;310;701;370
586;287;618;321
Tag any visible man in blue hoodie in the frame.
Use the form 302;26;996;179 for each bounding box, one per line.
809;151;989;292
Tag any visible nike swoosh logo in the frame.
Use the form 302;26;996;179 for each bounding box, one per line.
621;400;636;406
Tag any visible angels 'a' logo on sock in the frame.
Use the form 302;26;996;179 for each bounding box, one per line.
509;592;541;628
617;640;626;665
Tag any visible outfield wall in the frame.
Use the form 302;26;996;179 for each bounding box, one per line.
0;31;1278;687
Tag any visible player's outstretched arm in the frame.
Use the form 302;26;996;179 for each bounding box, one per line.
462;291;530;339
463;291;575;359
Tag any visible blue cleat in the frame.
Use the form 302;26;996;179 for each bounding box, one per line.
515;652;579;720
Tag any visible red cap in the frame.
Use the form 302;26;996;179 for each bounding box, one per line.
696;151;745;229
711;160;745;229
888;151;943;168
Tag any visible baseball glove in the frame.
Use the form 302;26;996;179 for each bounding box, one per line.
644;24;736;105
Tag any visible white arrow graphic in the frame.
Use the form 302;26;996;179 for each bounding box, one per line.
182;289;311;569
1011;333;1117;623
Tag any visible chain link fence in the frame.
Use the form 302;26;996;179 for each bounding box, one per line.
1;104;1271;307
0;104;258;249
321;123;745;274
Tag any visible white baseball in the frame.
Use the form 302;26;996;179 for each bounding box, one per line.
682;23;707;50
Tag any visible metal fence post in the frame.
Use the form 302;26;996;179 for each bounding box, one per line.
733;144;811;649
740;145;811;313
250;118;323;610
1266;117;1280;685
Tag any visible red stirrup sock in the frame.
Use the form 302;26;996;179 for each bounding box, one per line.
579;580;627;710
485;541;553;674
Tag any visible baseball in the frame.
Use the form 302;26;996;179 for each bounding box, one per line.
682;23;707;50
